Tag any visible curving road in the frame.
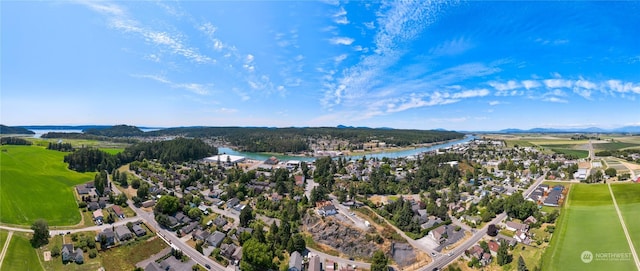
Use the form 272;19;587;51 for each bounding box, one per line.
420;173;547;270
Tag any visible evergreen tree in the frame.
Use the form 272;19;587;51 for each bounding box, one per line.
371;250;388;271
497;240;512;266
30;219;49;248
518;255;529;271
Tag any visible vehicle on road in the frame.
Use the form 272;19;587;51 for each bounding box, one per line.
205;264;211;269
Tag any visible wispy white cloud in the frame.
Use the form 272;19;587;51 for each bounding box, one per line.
488;77;640;100
329;37;355;45
521;80;541;90
215;107;238;114
542;97;568;103
334;54;348;64
333;7;349;25
451;88;490;99
78;1;213;64
132;74;211;95
429;37;474;57
488;101;502;106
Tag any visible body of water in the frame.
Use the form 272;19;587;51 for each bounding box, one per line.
219;135;476;162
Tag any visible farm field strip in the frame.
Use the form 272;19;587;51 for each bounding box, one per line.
0;232;43;271
608;184;640;270
611;184;640;254
542;184;637;271
0;145;94;225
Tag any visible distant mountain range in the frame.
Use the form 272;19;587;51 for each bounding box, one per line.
2;124;639;134
486;126;640;134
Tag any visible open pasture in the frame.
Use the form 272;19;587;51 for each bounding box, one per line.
611;184;640;253
542;184;636;271
0;145;94;225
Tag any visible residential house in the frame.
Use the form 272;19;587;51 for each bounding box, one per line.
93;209;104;224
524;216;538;225
192;229;210;241
488;240;499;256
76;185;90;195
115;225;133;241
213;216;228;228
481;253;492;266
142;200;155;208
226;198;240;209
132;224;147;237
429;225;448;244
316;201;338;216
181;222;199;235
88;202;100;211
206;231;226;248
514;230;531;245
97;228;116;246
505;221;529;232
98;197;108;209
463;215;482;225
174;212;192;224
421;216;443;230
294;175;305;187
288;251;302;271
112;205;125;219
221;243;238;259
467;245;484;260
61;244;84;264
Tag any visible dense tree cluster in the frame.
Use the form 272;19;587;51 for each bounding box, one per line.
0;125;35;134
83;125;144;137
64;138;216;173
146;126;463;152
64;148;119;172
379;197;422;234
47;142;74;152
370;250;389;271
120;138;217;164
0;137;32;145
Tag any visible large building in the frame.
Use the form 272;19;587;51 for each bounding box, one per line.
204;154;246;164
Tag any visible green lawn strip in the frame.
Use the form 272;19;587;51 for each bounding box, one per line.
0;232;43;271
611;184;640;254
100;148;124;155
0;145;94;225
0;230;8;250
100;236;168;270
542;184;636;271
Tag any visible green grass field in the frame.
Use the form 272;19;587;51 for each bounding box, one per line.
0;145;95;225
542;184;637;271
0;232;43;271
0;230;8;249
611;184;640;254
594;142;640;151
549;148;589;159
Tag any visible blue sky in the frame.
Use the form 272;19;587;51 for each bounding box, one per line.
2;1;639;131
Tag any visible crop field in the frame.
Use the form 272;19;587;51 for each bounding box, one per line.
610;184;640;253
594;142;640;151
602;158;630;173
542;184;636;271
0;232;43;271
0;145;94;225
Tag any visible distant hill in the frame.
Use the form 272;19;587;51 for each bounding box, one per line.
83;125;144;137
496;126;640;134
0;125;35;135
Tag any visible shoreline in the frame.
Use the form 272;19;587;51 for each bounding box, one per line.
220;136;467;158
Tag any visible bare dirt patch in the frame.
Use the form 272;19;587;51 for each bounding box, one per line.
43;251;51;261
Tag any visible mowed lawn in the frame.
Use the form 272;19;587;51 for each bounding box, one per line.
611;183;640;254
0;232;43;271
0;145;95;225
542;184;636;271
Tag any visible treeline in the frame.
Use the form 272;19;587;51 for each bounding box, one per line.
64;138;217;172
41;132;138;144
0;125;35;134
83;125;144;137
146;126;464;152
0;137;32;145
47;142;74;152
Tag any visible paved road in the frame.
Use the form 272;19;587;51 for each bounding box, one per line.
0;231;14;269
608;183;640;271
420;173;547;270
